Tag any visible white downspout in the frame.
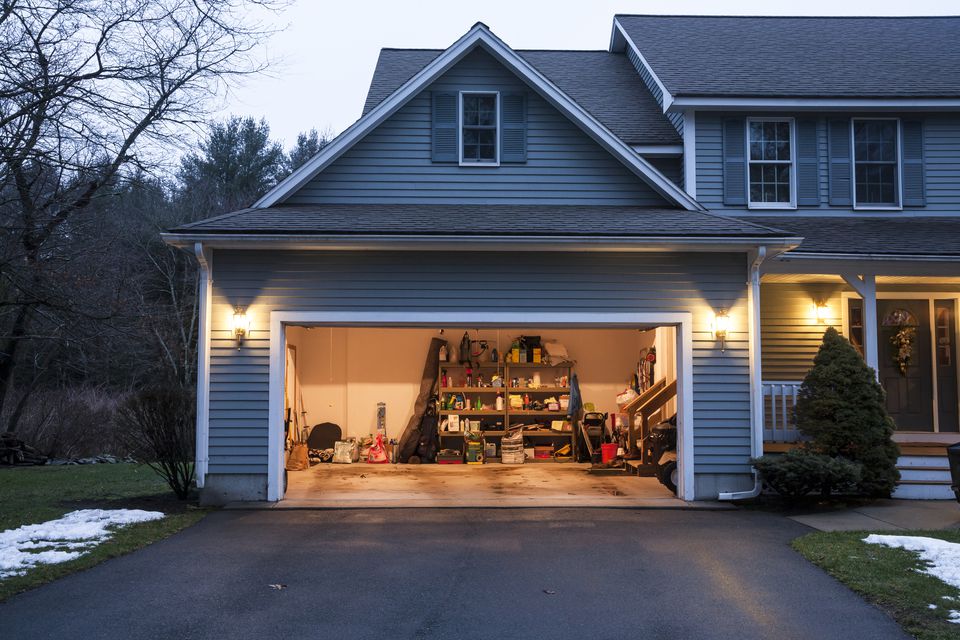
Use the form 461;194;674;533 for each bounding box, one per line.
193;242;212;488
719;246;766;501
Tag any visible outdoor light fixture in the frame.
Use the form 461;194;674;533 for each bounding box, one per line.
714;309;730;352
814;301;829;324
232;306;250;349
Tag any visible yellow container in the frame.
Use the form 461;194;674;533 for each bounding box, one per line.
533;348;542;363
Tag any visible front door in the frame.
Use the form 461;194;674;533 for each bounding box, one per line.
877;300;933;431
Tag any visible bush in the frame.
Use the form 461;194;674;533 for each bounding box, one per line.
752;450;862;500
117;387;195;499
795;327;900;497
12;388;123;458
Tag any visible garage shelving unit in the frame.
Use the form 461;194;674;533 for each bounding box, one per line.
437;360;576;462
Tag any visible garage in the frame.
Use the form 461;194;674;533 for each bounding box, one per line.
276;323;686;506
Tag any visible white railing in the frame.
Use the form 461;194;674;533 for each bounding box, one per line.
762;381;802;443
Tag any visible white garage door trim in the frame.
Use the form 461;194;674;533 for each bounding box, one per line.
268;311;695;502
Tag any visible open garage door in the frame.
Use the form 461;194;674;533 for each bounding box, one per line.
267;312;693;503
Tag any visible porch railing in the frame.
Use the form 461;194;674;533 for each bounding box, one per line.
762;381;802;443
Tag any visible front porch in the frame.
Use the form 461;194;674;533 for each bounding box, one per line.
757;259;960;498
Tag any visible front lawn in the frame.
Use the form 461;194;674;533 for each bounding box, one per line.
794;529;960;640
0;464;206;601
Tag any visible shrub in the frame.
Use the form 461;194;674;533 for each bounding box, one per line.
117;387;196;499
752;450;862;500
795;327;900;497
12;388;122;458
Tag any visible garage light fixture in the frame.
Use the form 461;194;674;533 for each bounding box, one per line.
814;301;829;324
232;306;250;349
713;309;730;352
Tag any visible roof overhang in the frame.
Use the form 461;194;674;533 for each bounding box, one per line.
253;22;703;212
667;96;960;112
162;232;801;255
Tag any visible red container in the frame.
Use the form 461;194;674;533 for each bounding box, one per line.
601;443;618;464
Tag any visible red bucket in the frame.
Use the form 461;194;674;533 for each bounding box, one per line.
601;443;618;464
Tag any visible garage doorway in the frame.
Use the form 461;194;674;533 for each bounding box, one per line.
267;312;694;502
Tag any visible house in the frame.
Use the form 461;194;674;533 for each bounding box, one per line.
162;15;960;504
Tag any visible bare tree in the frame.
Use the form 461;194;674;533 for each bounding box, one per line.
0;0;284;427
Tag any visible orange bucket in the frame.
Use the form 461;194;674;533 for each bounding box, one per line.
601;443;618;464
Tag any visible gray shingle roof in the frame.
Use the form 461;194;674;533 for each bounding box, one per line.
748;217;960;256
616;15;960;98
363;49;681;145
169;204;794;239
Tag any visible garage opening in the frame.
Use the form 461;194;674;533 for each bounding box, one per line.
272;319;689;505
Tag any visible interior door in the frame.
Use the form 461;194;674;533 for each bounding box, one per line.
877;300;933;431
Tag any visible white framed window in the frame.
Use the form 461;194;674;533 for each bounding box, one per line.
458;91;499;166
852;118;901;209
747;117;796;209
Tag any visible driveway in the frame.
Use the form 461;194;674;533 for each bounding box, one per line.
1;509;907;639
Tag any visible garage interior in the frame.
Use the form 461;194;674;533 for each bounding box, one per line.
281;326;681;505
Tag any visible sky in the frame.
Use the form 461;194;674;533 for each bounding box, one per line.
222;0;959;148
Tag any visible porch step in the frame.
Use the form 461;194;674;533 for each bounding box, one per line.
893;481;956;500
897;467;951;482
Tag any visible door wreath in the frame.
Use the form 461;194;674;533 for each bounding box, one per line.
882;308;919;376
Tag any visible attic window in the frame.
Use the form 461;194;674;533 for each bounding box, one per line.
460;92;499;165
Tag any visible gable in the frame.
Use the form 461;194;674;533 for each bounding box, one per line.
285;48;673;207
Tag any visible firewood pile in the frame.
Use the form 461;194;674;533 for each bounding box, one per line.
0;432;48;466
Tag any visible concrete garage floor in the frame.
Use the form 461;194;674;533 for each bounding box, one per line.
258;463;723;509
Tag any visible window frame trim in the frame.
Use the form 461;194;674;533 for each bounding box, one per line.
851;116;903;211
458;90;501;167
745;116;797;210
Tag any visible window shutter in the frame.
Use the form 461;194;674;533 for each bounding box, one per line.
431;92;458;162
500;93;527;162
722;118;746;206
828;119;852;206
796;120;820;206
901;120;925;207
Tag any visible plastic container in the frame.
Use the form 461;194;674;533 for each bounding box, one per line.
601;442;619;464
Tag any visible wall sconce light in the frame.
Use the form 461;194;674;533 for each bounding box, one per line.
714;308;730;352
814;301;829;324
232;306;250;349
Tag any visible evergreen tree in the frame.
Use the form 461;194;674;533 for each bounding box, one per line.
796;327;901;496
286;128;332;173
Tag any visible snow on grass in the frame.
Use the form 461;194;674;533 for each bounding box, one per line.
0;509;164;579
865;534;960;624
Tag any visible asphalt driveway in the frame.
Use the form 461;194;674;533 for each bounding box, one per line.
1;508;907;639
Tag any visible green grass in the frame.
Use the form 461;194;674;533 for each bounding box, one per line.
794;529;960;640
0;464;207;601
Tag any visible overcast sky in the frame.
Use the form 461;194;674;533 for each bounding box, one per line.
223;0;957;147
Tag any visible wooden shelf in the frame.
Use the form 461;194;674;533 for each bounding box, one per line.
506;387;569;393
509;410;568;416
440;362;502;368
439;410;504;416
518;431;574;437
440;387;504;393
505;361;573;369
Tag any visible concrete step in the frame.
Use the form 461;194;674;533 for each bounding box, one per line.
893;482;956;500
897;466;951;483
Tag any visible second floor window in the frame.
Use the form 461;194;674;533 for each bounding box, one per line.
853;119;899;207
460;92;499;165
747;118;795;208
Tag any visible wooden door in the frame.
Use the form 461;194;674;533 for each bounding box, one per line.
936;300;959;432
877;300;933;431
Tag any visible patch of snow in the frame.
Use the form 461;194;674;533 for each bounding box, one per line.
863;535;960;590
928;603;938;609
949;610;960;625
0;509;164;579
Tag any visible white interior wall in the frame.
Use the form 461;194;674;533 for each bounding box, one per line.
286;326;673;439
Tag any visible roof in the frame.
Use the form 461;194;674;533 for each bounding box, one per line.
748;217;960;257
614;15;960;99
169;204;795;239
254;24;700;211
363;48;681;145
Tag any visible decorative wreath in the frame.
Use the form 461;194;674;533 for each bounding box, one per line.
890;325;916;376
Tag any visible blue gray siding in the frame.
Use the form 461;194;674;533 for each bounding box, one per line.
207;250;753;499
697;113;960;213
285;49;670;207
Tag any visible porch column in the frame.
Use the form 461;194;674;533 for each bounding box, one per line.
842;272;879;374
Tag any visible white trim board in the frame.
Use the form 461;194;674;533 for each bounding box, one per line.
266;311;697;503
252;23;702;212
668;97;960;111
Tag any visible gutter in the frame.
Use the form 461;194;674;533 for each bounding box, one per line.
718;246;767;501
778;251;960;262
161;232;802;254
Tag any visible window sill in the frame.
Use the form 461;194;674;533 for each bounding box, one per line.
458;161;500;168
746;203;797;211
853;205;903;211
